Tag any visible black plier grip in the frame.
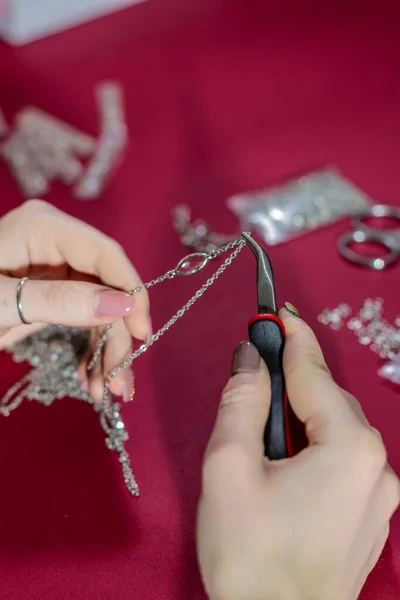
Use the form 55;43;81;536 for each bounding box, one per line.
242;232;292;460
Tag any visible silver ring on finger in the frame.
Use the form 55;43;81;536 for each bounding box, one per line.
16;277;31;325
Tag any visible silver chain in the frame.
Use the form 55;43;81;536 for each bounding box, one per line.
87;237;247;405
0;235;247;497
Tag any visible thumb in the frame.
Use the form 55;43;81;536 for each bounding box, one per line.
280;306;364;445
0;275;135;328
206;342;271;463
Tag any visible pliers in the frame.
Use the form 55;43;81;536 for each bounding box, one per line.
242;232;293;460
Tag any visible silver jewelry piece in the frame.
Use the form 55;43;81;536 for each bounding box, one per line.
1;237;247;496
317;303;351;330
172;204;239;252
16;276;31;325
318;298;399;364
1;325;139;495
338;204;400;270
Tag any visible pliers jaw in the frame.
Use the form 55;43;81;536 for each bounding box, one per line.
241;232;278;315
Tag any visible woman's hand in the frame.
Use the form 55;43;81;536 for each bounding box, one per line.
197;308;400;600
0;199;150;403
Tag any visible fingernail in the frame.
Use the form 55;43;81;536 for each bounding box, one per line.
123;368;134;403
284;302;301;318
81;379;88;391
231;341;260;375
93;290;133;318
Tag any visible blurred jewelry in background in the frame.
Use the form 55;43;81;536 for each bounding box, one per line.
75;82;128;199
0;81;127;200
173;168;373;252
318;299;400;384
172;205;238;252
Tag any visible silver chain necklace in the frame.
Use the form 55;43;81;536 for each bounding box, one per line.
0;236;246;496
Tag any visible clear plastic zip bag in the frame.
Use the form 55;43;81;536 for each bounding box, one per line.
227;167;371;245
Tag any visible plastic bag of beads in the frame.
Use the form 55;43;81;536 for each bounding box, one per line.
226;167;371;245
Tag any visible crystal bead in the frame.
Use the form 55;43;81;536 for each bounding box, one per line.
175;252;210;276
378;360;400;384
347;318;362;331
374;334;386;347
338;303;351;318
359;335;372;345
194;220;208;237
180;232;197;247
329;311;342;324
318;312;330;325
359;309;374;322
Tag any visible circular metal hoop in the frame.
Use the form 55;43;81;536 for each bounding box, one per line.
352;204;400;237
338;229;400;270
16;277;31;324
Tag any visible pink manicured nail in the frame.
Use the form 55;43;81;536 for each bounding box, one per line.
123;368;133;403
81;379;88;391
94;290;133;318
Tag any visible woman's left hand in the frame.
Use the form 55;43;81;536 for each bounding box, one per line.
0;199;151;403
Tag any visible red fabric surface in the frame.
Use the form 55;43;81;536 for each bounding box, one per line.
1;2;400;598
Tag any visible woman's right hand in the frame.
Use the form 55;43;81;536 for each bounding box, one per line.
197;308;400;600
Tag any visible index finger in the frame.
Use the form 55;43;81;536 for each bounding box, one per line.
280;307;368;445
40;203;150;341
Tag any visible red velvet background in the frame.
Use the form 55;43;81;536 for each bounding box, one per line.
0;1;400;598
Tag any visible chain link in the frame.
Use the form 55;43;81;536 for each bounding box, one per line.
87;236;247;404
130;269;176;294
